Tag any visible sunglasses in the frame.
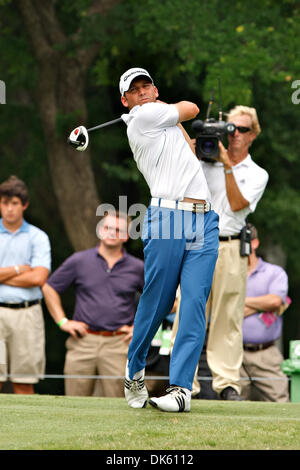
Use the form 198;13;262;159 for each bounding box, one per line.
235;126;251;133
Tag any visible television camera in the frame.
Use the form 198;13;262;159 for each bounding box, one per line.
192;83;236;162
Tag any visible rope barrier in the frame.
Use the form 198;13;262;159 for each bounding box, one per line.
4;373;290;382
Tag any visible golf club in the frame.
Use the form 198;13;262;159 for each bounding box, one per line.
68;117;123;151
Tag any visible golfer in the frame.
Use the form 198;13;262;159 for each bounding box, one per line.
120;68;219;412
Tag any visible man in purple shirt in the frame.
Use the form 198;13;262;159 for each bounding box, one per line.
42;211;144;397
240;224;290;402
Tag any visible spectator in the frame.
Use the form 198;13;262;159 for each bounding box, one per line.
0;176;51;394
240;223;290;402
42;210;144;397
200;106;269;400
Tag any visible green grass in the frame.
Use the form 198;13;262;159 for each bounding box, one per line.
0;394;299;450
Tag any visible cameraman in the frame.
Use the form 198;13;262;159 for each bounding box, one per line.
201;106;268;400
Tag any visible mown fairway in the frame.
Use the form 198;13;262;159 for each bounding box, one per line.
0;394;299;450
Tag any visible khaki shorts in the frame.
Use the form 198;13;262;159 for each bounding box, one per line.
0;304;45;384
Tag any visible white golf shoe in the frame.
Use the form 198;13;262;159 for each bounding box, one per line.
149;386;191;412
124;362;148;409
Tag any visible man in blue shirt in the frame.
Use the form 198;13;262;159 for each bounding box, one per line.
42;210;144;397
0;176;51;394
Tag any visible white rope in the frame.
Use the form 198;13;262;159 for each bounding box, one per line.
4;374;290;382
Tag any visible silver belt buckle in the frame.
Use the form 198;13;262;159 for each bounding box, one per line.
192;202;201;213
191;202;209;213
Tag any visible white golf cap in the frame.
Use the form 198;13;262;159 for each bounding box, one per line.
119;67;153;96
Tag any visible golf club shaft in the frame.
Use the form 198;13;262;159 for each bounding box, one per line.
87;117;123;133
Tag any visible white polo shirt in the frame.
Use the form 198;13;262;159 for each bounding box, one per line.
201;155;268;236
121;102;211;202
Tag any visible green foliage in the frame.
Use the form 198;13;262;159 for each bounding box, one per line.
55;0;114;47
0;3;37;90
102;159;142;183
56;109;84;138
134;0;300;105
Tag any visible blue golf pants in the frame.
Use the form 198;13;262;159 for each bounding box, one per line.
128;204;219;390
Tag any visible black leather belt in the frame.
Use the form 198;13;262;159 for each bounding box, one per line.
243;341;275;352
0;299;41;309
219;234;241;241
87;328;125;336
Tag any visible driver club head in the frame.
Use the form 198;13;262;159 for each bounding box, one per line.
68;126;89;151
